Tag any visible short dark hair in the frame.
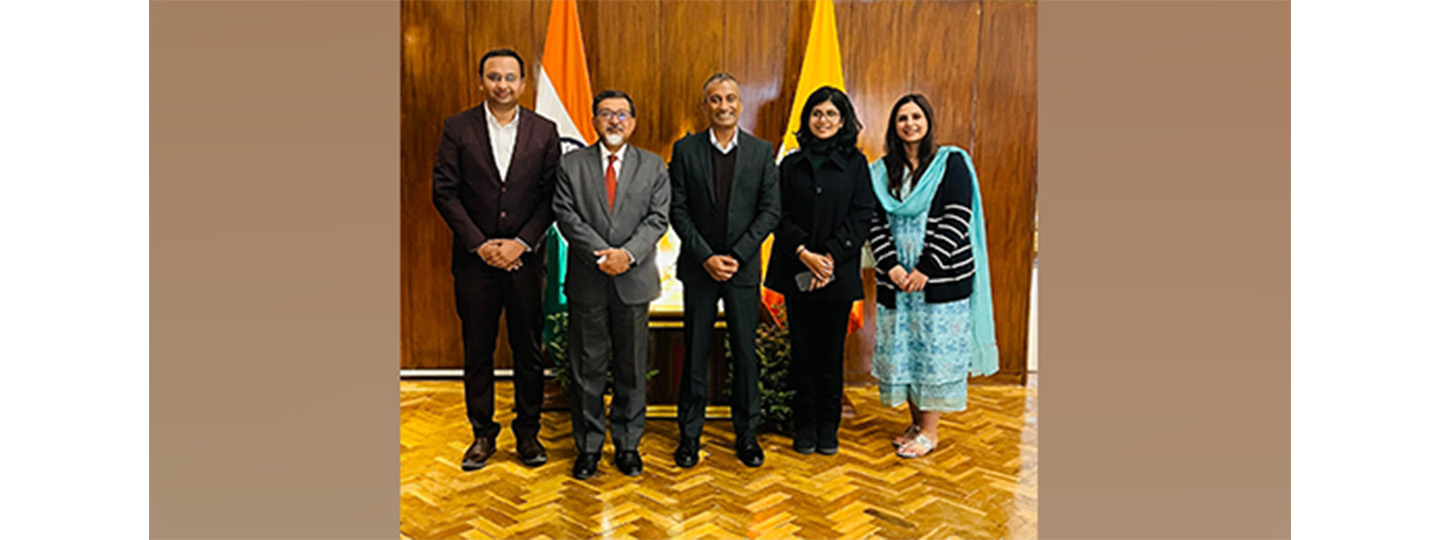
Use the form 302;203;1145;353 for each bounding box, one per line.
477;48;525;77
592;89;636;117
701;72;739;94
796;85;861;152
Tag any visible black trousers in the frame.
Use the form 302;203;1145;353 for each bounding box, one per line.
452;259;546;440
567;283;650;453
784;296;850;439
677;282;761;442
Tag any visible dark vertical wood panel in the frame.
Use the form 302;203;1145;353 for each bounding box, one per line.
658;0;728;150
908;0;981;149
727;0;792;148
835;0;913;159
974;0;1038;384
465;0;537;110
592;1;663;156
401;0;470;369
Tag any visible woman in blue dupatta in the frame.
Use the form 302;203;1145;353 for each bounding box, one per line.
867;94;999;458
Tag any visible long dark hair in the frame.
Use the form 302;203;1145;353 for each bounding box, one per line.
795;86;861;155
882;94;936;198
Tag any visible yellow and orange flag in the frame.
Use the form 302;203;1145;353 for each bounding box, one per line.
760;0;865;333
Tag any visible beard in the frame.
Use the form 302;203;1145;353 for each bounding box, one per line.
603;132;625;148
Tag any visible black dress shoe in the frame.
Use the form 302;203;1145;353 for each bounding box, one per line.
461;436;497;471
817;428;839;455
516;434;547;467
615;450;643;477
674;437;700;468
736;438;765;467
793;426;816;455
572;452;600;479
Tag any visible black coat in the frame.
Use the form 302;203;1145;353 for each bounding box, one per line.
668;130;781;288
764;148;876;303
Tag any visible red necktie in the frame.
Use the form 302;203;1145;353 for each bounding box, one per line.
605;154;618;210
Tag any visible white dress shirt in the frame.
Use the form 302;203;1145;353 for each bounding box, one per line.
484;102;520;182
599;142;627;179
708;128;738;154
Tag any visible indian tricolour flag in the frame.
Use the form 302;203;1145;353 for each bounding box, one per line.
536;0;595;347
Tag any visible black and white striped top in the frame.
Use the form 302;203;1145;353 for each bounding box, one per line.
869;152;976;309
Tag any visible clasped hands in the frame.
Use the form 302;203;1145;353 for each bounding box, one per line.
797;246;835;291
886;265;929;293
703;254;740;282
477;238;526;271
593;248;632;277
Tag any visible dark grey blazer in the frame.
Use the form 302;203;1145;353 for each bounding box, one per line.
552;143;672;306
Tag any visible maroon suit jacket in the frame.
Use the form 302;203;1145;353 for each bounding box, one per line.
432;104;561;270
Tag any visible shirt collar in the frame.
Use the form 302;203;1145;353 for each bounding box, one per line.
600;143;628;163
483;102;519;129
708;128;739;154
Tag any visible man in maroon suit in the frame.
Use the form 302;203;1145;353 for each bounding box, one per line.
432;49;561;471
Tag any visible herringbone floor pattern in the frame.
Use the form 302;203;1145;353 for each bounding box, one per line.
401;376;1037;539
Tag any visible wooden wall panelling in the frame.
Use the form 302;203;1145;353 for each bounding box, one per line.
402;0;470;369
591;1;663;157
726;0;792;146
973;0;1038;385
907;0;982;150
657;0;727;151
835;0;912;159
464;0;537;110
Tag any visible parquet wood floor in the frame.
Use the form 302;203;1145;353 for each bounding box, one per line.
401;376;1037;539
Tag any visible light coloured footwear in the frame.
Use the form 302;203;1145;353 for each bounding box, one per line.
892;425;921;448
896;433;935;458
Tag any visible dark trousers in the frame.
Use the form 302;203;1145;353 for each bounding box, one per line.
453;260;546;440
784;296;850;441
677;282;761;442
567;284;650;453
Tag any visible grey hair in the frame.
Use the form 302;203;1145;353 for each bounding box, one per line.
701;72;739;94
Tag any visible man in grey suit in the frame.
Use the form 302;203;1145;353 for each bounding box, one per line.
552;89;671;479
667;73;781;469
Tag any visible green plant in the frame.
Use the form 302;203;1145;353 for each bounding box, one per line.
545;311;657;393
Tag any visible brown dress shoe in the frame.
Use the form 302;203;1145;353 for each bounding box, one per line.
461;436;496;471
516;434;548;466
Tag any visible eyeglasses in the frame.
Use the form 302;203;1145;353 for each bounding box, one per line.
596;110;632;122
809;109;841;120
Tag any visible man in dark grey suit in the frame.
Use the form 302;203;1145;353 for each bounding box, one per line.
552;89;671;479
667;73;781;469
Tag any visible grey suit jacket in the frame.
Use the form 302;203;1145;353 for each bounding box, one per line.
553;144;672;306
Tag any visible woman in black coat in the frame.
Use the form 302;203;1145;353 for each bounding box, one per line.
764;86;876;455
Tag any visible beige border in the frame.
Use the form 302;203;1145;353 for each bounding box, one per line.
151;0;1289;537
1039;1;1290;538
151;1;398;537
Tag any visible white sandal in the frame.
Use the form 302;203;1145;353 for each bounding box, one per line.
896;433;935;458
892;425;921;448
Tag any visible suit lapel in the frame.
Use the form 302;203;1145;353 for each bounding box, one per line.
695;132;716;206
469;106;503;186
580;145;612;229
730;131;762;224
504;108;532;182
612;145;642;219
